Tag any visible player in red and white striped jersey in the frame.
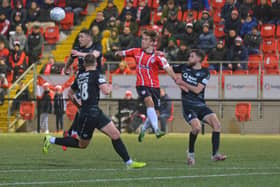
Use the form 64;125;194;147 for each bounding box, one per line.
115;30;178;142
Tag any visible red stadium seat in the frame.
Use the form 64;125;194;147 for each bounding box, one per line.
80;4;88;16
54;0;66;7
60;12;74;30
276;25;280;38
233;70;248;74
201;55;209;68
214;24;225;39
263;54;279;73
177;10;183;21
221;70;232;89
248;54;262;72
209;70;217;75
262;38;277;54
20;102;35;120
44;26;60;44
261;24;276;38
152;11;162;24
278;40;280;52
212;0;226;10
124;57;137;70
213;9;222;24
151;0;160;9
235;102;251;122
66;101;78;121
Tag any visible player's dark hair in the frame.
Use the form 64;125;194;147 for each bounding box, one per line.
84;54;96;66
143;30;157;42
79;29;91;36
190;49;205;63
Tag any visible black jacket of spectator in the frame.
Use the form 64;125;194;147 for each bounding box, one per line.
175;48;189;61
26;30;43;64
54;93;64;115
90;19;107;33
119;33;135;50
271;2;280;19
253;4;272;23
119;6;137;22
0;62;7;76
39;90;52;113
27;5;40;22
66;0;87;9
0;5;12;20
163;18;185;35
175;30;198;49
103;4;119;23
239;1;256;20
244;31;262;51
221;1;239;20
38;2;54;22
136;5;150;26
224;16;242;34
11;7;27;25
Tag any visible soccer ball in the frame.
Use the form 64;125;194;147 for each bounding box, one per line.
50;7;66;21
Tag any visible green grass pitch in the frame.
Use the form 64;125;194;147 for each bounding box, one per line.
0;133;280;187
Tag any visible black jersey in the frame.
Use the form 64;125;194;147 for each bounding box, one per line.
71;70;106;107
173;64;210;106
72;42;102;72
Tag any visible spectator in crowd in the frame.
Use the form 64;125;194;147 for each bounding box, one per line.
187;0;210;11
103;0;119;23
161;0;178;25
244;26;262;55
40;55;55;75
175;23;198;49
225;29;238;49
224;9;242;34
0;11;10;37
25;25;43;65
158;88;172;133
163;10;185;35
136;0;151;26
221;0;239;22
106;16;118;31
0;57;8;77
164;37;179;61
119;26;135;50
119;11;138;36
26;1;40;23
271;0;280;25
0;0;12;20
9;24;26;50
198;23;217;54
90;11;106;33
184;11;197;24
91;25;102;43
112;61;131;74
253;0;272;25
0;73;8;104
9;41;26;82
208;40;228;71
0;40;9;64
240;11;258;37
39;82;52;134
104;28;121;61
38;0;54;22
175;41;190;61
65;0;88;25
11;82;30;114
11;0;27;26
195;10;213;34
158;27;172;51
227;36;248;70
239;0;256;22
119;0;136;22
54;85;64;133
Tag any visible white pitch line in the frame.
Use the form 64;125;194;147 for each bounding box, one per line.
0;166;280;173
0;172;280;186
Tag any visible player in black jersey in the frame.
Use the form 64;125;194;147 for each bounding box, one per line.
173;49;227;166
43;54;146;169
63;29;102;142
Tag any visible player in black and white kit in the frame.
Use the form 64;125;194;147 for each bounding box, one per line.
173;49;227;166
43;54;146;169
63;29;102;140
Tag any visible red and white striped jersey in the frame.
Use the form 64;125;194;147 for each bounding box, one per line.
122;48;168;88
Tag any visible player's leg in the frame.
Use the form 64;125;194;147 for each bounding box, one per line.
202;108;226;161
187;118;201;166
100;112;146;168
64;112;80;137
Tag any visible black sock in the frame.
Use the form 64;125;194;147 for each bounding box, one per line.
189;132;198;153
112;138;130;163
55;137;80;148
212;132;220;156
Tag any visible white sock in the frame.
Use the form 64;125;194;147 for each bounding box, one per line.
142;119;151;131
50;137;56;144
126;159;133;165
147;107;159;132
71;130;78;135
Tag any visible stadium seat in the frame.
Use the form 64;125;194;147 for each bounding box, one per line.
44;26;60;44
20;102;35;120
54;0;66;7
221;70;232;89
214;24;225;39
278;40;280;52
262;38;277;54
201;55;209;68
124;57;137;70
248;54;262;73
152;11;162;24
6;71;13;86
213;9;222;24
263;54;279;73
233;70;248;75
151;0;159;9
212;0;226;10
80;4;88;16
177;10;183;21
209;70;217;75
235;102;251;134
261;24;276;38
66;101;78;121
60;12;74;30
276;25;280;38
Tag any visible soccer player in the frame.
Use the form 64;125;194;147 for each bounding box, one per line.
173;49;227;166
115;30;178;142
43;54;146;169
63;29;102;139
